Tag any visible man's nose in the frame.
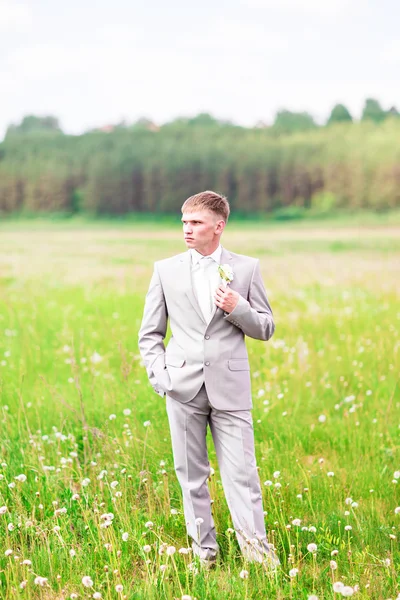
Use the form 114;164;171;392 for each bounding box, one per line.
184;225;192;234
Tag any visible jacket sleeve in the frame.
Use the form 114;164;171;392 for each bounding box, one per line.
223;259;275;341
138;264;169;397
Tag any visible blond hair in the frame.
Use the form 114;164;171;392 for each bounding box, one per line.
181;190;230;222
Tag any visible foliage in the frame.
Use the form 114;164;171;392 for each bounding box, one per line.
0;118;400;215
327;104;353;125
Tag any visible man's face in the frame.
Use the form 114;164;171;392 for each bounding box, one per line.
181;209;225;253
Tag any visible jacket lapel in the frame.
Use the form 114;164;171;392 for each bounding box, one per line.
179;251;207;324
208;247;235;324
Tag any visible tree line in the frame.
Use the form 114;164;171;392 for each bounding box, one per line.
0;100;399;216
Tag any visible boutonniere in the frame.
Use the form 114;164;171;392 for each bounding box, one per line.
218;263;234;288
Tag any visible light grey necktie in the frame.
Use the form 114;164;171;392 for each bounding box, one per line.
198;256;215;323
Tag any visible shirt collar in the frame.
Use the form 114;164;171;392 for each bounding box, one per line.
190;244;222;266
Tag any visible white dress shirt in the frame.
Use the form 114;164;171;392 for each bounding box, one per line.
190;245;222;323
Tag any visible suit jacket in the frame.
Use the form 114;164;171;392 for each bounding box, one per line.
138;247;275;410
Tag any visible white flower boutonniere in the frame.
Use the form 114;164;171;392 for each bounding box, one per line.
218;263;234;288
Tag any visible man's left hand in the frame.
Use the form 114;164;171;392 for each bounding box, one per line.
214;285;239;313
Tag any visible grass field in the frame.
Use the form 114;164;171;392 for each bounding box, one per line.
0;219;399;599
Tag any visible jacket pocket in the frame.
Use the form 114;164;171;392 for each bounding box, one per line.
165;355;186;367
228;359;250;371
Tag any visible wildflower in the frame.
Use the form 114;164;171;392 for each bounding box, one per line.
123;409;131;416
195;517;204;526
15;474;27;482
345;497;352;505
395;507;400;514
331;549;339;556
20;581;28;589
34;576;48;586
90;352;102;364
160;565;167;572
0;506;7;515
330;560;337;570
54;507;67;516
333;581;344;593
110;481;119;489
143;420;151;427
22;559;32;565
351;502;358;508
182;596;192;600
239;569;249;579
145;521;153;528
166;546;176;556
308;596;319;600
93;593;102;599
289;568;298;577
341;587;354;597
264;480;273;486
109;414;116;420
307;543;317;553
273;471;280;479
82;576;94;587
5;549;13;556
170;508;178;515
344;525;352;531
70;594;78;599
179;547;189;554
143;545;151;553
8;523;14;531
72;493;80;500
81;478;90;487
327;471;334;477
318;415;326;423
308;526;317;533
292;518;301;526
394;471;400;479
70;549;76;557
115;585;123;593
122;533;129;542
384;558;390;567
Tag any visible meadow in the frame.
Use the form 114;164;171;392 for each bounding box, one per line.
0;218;399;599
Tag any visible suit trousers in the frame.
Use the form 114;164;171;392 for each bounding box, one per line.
166;383;271;562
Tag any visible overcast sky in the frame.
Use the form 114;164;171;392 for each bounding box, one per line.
1;0;399;139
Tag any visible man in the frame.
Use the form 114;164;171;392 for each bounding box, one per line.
138;190;279;568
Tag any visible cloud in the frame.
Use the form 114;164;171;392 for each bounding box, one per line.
244;0;367;18
382;40;400;64
0;0;32;31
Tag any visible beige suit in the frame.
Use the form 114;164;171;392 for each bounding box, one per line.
138;246;278;564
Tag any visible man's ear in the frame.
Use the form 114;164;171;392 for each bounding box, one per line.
216;220;225;234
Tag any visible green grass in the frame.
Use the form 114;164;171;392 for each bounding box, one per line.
0;222;399;599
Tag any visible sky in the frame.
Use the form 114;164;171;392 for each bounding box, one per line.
1;0;400;139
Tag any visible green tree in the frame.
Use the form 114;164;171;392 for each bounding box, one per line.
361;98;386;123
327;103;353;125
5;115;63;137
272;110;317;135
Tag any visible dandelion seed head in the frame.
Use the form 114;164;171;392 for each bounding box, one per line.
307;543;317;553
239;569;249;579
82;576;93;588
289;568;298;577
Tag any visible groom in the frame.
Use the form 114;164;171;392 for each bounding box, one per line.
138;191;279;567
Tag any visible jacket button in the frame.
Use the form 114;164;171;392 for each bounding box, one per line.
205;335;210;340
205;361;210;366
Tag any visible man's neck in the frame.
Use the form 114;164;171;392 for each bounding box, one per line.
194;242;221;257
